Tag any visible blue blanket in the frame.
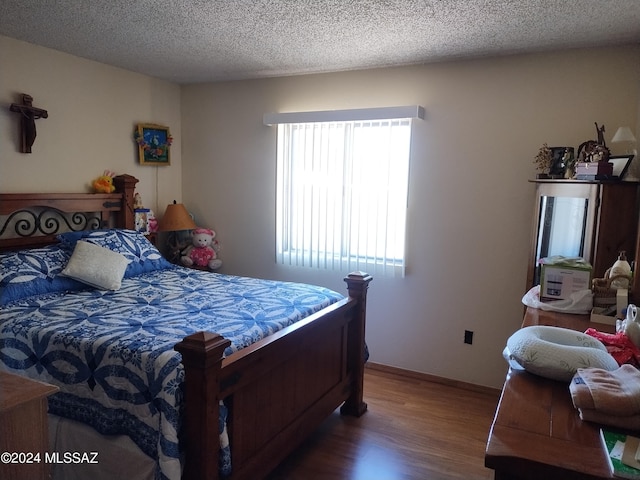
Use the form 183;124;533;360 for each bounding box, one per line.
0;267;343;479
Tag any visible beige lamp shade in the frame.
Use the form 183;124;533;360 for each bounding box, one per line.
158;202;197;232
611;126;637;143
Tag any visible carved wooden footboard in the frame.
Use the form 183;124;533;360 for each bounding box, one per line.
177;271;371;480
0;175;372;480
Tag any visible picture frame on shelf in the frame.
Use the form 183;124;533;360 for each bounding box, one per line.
609;154;634;179
549;146;573;178
135;123;172;165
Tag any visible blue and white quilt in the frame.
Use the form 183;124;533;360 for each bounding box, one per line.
0;267;343;480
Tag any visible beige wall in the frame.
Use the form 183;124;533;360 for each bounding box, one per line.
1;34;639;389
0;35;182;214
182;46;640;389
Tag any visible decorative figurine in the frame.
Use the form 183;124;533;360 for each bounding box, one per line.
577;123;610;163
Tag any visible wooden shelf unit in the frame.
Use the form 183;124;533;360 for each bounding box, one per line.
526;179;640;301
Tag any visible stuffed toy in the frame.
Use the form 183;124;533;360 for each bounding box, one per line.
181;227;222;270
133;193;158;234
92;170;116;193
133;192;144;209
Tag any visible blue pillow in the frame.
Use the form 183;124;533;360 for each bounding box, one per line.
57;229;173;277
0;245;86;306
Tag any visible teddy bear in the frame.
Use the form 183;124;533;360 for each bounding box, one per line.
180;227;222;270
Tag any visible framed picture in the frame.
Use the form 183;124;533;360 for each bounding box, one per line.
549;146;574;178
609;154;634;179
135;123;172;165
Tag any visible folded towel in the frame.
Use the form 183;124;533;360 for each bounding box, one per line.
572;365;640;416
570;373;596;410
579;407;640;431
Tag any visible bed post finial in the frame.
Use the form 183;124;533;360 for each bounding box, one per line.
342;271;372;417
344;271;373;300
113;174;138;229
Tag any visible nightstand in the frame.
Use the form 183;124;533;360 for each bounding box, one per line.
0;372;58;480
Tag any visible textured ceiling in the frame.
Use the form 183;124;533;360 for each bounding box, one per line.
1;0;639;84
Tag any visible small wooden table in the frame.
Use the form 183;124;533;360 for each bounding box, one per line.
485;308;617;480
0;371;59;480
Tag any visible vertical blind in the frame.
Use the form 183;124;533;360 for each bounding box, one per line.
274;116;414;277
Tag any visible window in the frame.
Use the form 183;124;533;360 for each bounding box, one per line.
266;106;423;277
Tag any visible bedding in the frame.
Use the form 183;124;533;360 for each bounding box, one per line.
0;244;344;480
0;244;86;305
0;229;171;305
56;228;174;277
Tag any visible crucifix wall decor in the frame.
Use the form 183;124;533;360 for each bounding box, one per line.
9;93;48;153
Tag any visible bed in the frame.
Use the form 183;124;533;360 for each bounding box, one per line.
0;174;372;480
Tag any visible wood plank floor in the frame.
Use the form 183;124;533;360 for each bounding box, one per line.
267;367;501;480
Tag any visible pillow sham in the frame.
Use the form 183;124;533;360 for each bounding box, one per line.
60;240;129;290
0;245;86;306
57;229;173;277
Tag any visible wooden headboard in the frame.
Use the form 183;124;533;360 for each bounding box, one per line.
0;174;138;252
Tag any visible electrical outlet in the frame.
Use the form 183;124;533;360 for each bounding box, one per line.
464;330;473;345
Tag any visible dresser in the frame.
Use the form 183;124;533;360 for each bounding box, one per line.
485;308;617;480
0;371;58;480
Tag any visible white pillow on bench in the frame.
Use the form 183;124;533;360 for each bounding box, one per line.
504;325;618;382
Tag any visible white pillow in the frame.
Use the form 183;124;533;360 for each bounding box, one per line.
504;325;618;382
61;240;129;290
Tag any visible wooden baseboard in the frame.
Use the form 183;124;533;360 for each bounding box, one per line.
365;362;501;397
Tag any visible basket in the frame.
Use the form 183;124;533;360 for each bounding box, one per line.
592;271;631;308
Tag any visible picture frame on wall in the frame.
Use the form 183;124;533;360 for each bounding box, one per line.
609;154;634;179
135;123;172;165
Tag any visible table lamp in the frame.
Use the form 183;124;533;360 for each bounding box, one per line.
158;201;197;263
611;126;637;155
